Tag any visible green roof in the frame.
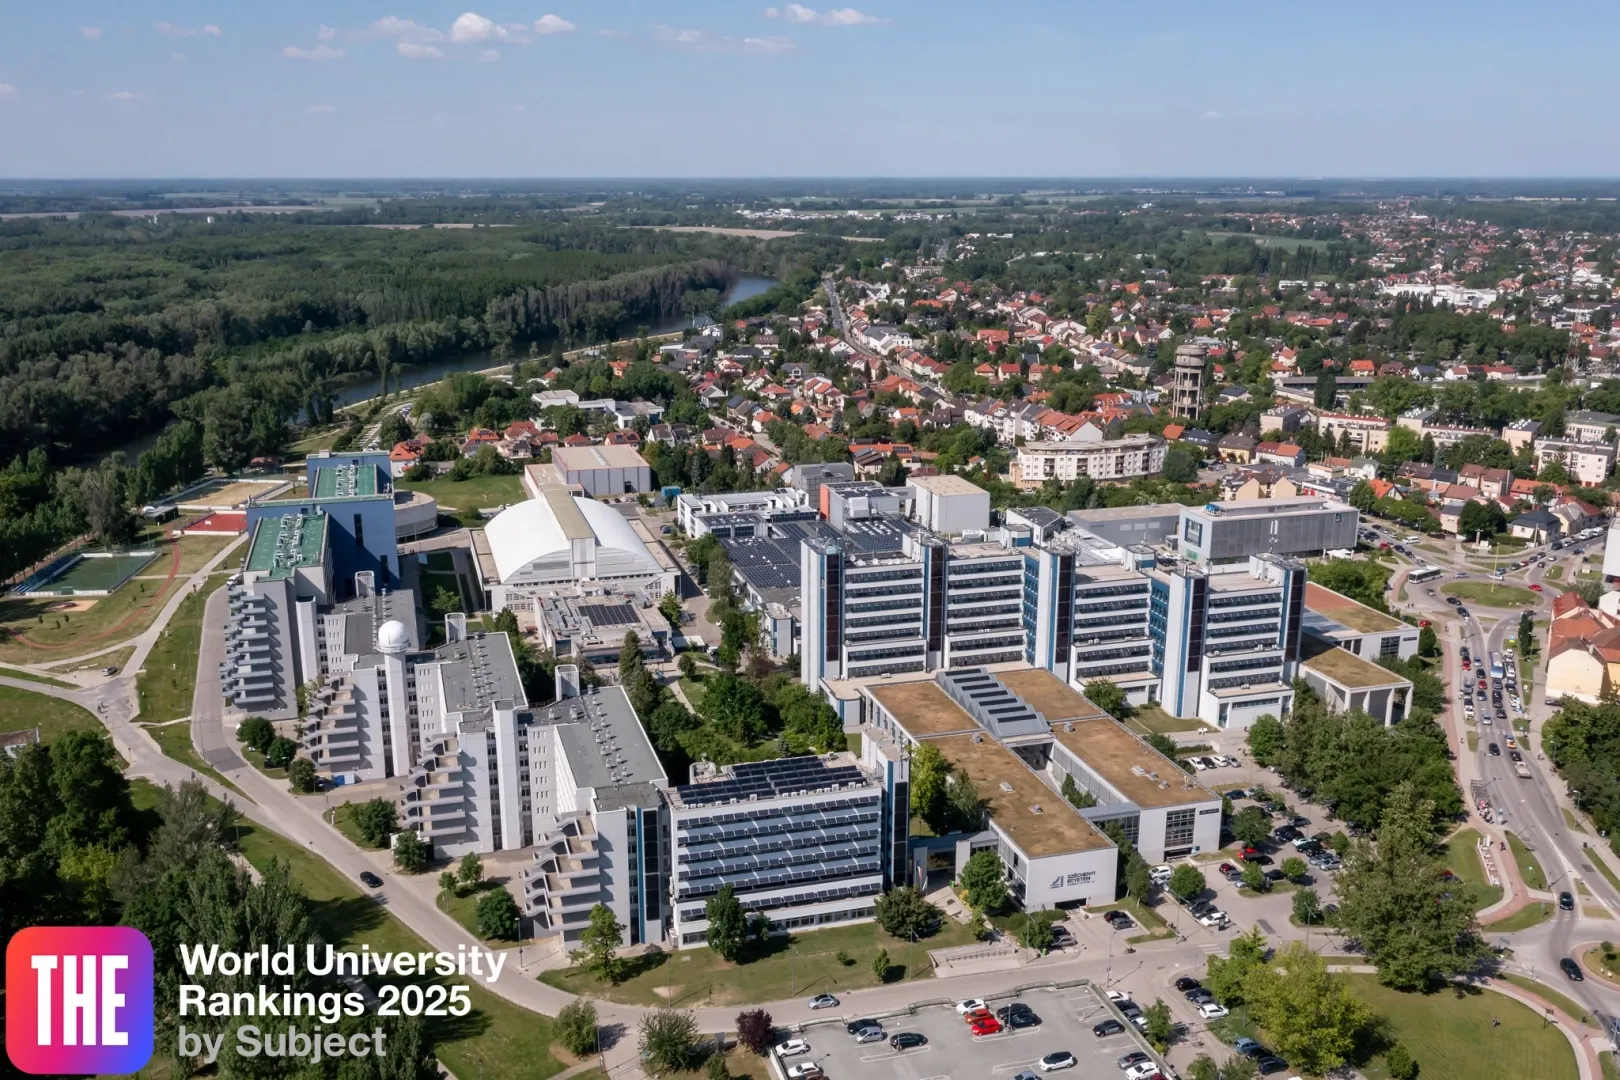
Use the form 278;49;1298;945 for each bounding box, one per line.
313;463;380;499
1302;644;1409;690
247;512;329;575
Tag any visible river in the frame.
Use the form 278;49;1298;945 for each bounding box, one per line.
106;274;778;461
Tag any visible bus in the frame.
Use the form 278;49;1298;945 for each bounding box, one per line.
1489;652;1505;679
1408;566;1444;584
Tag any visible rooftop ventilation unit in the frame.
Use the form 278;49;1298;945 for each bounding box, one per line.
999;781;1015;793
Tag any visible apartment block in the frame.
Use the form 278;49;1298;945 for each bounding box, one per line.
1015;434;1167;485
1535;438;1616;486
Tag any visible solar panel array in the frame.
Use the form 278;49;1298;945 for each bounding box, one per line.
720;536;801;593
675;755;869;807
578;602;639;628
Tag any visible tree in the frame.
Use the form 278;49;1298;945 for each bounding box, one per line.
659;591;684;627
573;903;627;982
475;887;520;940
1247;713;1284;764
430;585;461;619
1519;610;1536;655
1221;1056;1259;1080
458;852;484;889
1314;369;1337;409
947;773;985;832
910;742;950;831
393;830;429;872
1241;861;1268;892
238;716;275;753
1280;856;1308;882
875;886;941;939
959;849;1009;913
1142;998;1174;1052
1230;806;1273;848
1419;625;1439;657
705;1053;728;1080
353;797;397;847
1348;479;1377;512
1124;851;1153;902
966;909;987;940
1333;781;1488;988
1061;772;1097;810
1162;444;1200;483
872;948;891;983
1205;926;1268;1006
1084;678;1131;720
557;999;600;1057
678;651;699;678
1385;1042;1419;1080
734;1009;774;1056
1458;499;1506;538
1293;887;1322;925
287;756;317;793
620;630;644;681
1186;1055;1219;1080
265;735;298;769
1242;942;1372;1075
639;1009;698;1077
1168;864;1205;902
439;871;458;896
705;884;748;962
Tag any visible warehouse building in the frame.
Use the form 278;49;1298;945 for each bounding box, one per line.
907;474;992;535
550;444;654;497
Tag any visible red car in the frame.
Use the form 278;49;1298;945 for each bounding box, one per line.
1530;583;1543;592
969;1017;1003;1037
1461;659;1471;670
962;1008;992;1024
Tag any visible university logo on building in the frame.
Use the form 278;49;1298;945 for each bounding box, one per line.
6;926;155;1075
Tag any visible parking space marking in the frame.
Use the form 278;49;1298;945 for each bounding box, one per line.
858;1047;934;1063
989;1059;1044;1073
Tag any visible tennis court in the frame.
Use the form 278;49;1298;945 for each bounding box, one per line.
19;551;158;597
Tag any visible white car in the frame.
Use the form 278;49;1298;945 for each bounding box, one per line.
1125;1064;1161;1080
775;1040;810;1058
1197;910;1228;928
1222;755;1241;767
1149;864;1173;883
955;998;988;1014
1038;1052;1077;1072
786;1064;823;1079
1105;990;1132;1004
1199;1003;1229;1020
807;994;839;1010
1189;758;1209;771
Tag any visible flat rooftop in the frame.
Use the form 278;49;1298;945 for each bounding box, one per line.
552;444;649;471
930;733;1112;856
246;511;328;574
1050;717;1216;809
1186;496;1349;519
431;631;528;711
1304;582;1402;634
1301;642;1411;690
997;667;1110;724
908;474;987;497
868;680;983;739
538;684;667;792
313;463;381;499
540;484;593;541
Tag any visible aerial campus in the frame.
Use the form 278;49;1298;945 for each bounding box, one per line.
9;8;1620;1080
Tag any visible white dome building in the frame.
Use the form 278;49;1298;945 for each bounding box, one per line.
481;485;673;609
376;618;411;654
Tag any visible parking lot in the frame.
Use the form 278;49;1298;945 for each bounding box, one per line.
781;987;1164;1080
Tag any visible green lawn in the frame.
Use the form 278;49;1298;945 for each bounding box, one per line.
398;472;525;511
138;717;241;796
1349;975;1577;1080
540;916;979;1007
1563;808;1586;833
1440;828;1503;912
0;665;75;688
1587;844;1620;895
0;684;102;742
1505;831;1548;890
437;881;522;944
136;580;222;723
332;802;388;849
1602;1050;1619;1080
1127;703;1209;735
1498;973;1592;1025
1544;565;1565;582
1441;582;1540;608
230;808;563;1079
1487;902;1552;932
1467;731;1480;753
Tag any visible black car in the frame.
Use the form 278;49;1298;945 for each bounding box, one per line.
1560;891;1575;911
359;871;383;888
889;1033;927;1051
1562;957;1584;981
996;1003;1034;1022
1185;989;1215;1005
1273;826;1301;843
1104;910;1135;929
1257;1056;1289;1075
1093;1019;1125;1037
845;1018;879;1035
1295;840;1323;856
1174;976;1201;992
1488;743;1501;756
1263;869;1287;883
1007;1011;1041;1029
1223;788;1247;801
1510;750;1524;762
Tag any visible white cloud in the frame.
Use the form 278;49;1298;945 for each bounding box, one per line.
397;41;444;58
80;26;103;39
284;44;345;60
534;14;576;35
305;103;337;114
451;13;527;43
369;16;443;42
156;22;222;38
765;5;882;25
653;25;795;54
318;25;338;40
1200;110;1221;121
107;90;143;102
0;84;17;102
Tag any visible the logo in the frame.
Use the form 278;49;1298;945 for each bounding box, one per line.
6;926;154;1075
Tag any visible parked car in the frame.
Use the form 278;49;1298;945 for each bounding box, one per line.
1117;1051;1152;1070
1185;989;1215;1006
843;1018;876;1034
1223;788;1247;800
786;1065;823;1080
808;994;839;1010
1174;976;1201;992
1199;1003;1230;1019
954;999;988;1014
1093;1019;1126;1037
775;1040;810;1058
1038;1052;1077;1072
968;1017;1002;1037
1561;957;1584;981
1124;1064;1160;1080
358;871;383;888
889;1033;927;1051
1233;1038;1264;1058
853;1027;886;1044
1256;1056;1289;1075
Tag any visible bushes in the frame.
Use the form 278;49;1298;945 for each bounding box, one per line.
556;1000;599;1057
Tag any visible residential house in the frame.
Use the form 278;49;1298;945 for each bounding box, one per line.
1254;441;1306;468
1458;464;1514;500
1510;507;1563;544
1216;433;1257;464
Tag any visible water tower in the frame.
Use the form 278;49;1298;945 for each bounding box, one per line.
1172;343;1207;421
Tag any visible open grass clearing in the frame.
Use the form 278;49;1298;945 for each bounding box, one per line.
0;684;102;743
540;916;979;1007
1467;731;1479;753
1485;901;1552;932
437;880;523;945
1126;703;1209;735
1506;831;1548;890
1349;974;1578;1080
136;578;223;723
397;472;525;511
138;717;240;795
1442;581;1539;608
0;664;75;688
47;643;137;677
1564;807;1586;833
1440;827;1503;912
1497;972;1592;1026
1202;230;1332;252
1584;844;1620;895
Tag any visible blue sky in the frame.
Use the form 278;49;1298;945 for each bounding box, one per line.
1;2;1616;178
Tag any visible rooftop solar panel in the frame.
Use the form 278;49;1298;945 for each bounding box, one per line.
578;602;639;627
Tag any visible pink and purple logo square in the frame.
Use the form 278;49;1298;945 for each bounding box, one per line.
6;926;154;1075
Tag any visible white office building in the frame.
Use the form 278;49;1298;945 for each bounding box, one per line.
1016;434;1167;484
